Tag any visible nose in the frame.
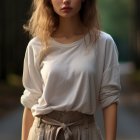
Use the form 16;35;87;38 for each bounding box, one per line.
63;0;71;5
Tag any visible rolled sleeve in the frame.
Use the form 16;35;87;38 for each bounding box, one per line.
21;89;41;109
20;39;43;109
99;65;121;108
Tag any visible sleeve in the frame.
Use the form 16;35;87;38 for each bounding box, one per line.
99;36;121;109
20;42;43;109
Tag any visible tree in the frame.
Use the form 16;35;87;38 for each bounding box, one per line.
133;0;140;69
0;0;31;81
98;0;133;62
0;1;7;80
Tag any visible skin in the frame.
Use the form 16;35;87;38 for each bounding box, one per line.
51;0;82;18
21;0;118;140
103;103;118;140
51;0;88;43
22;108;34;140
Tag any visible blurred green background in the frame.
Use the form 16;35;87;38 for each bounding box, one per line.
99;0;133;62
0;0;140;140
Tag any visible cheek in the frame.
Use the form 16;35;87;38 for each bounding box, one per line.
51;0;61;12
73;0;82;9
51;0;61;7
52;0;61;4
57;0;62;3
74;0;82;4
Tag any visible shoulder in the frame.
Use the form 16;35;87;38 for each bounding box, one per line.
25;37;44;58
27;37;42;50
98;31;115;43
97;31;117;49
24;37;43;62
95;31;118;55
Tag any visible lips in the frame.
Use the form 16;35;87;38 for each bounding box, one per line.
61;6;72;11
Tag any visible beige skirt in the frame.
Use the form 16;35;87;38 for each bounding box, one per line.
28;111;103;140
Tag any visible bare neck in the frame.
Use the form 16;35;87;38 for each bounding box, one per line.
55;16;87;37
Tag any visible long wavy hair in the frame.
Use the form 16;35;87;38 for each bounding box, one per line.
24;0;100;61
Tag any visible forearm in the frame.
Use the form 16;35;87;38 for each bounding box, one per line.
103;103;118;140
21;107;34;140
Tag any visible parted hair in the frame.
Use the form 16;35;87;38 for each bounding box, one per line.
24;0;100;61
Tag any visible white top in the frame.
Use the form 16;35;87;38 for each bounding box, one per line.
21;31;121;116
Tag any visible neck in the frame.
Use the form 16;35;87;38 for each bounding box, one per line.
55;15;87;37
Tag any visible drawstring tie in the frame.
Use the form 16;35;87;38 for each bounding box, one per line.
39;117;88;140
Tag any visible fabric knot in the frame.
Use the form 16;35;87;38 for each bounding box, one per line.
40;114;94;140
61;123;67;130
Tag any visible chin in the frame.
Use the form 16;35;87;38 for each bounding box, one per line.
60;15;73;18
59;13;79;19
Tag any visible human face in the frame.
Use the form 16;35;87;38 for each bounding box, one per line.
51;0;82;18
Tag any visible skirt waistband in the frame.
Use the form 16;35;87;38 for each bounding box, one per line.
36;111;95;140
37;110;94;123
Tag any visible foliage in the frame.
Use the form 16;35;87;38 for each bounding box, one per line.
98;0;133;42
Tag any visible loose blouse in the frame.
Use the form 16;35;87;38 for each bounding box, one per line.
21;31;121;117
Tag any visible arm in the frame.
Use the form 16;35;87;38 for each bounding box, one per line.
103;103;118;140
21;40;43;140
21;107;34;140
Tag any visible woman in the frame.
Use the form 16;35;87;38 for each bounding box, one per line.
21;0;121;140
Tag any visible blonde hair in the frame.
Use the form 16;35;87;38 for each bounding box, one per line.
24;0;100;61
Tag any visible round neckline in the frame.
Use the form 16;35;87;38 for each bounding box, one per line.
50;31;90;48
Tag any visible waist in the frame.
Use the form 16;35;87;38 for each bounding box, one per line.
35;111;96;140
37;110;94;124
